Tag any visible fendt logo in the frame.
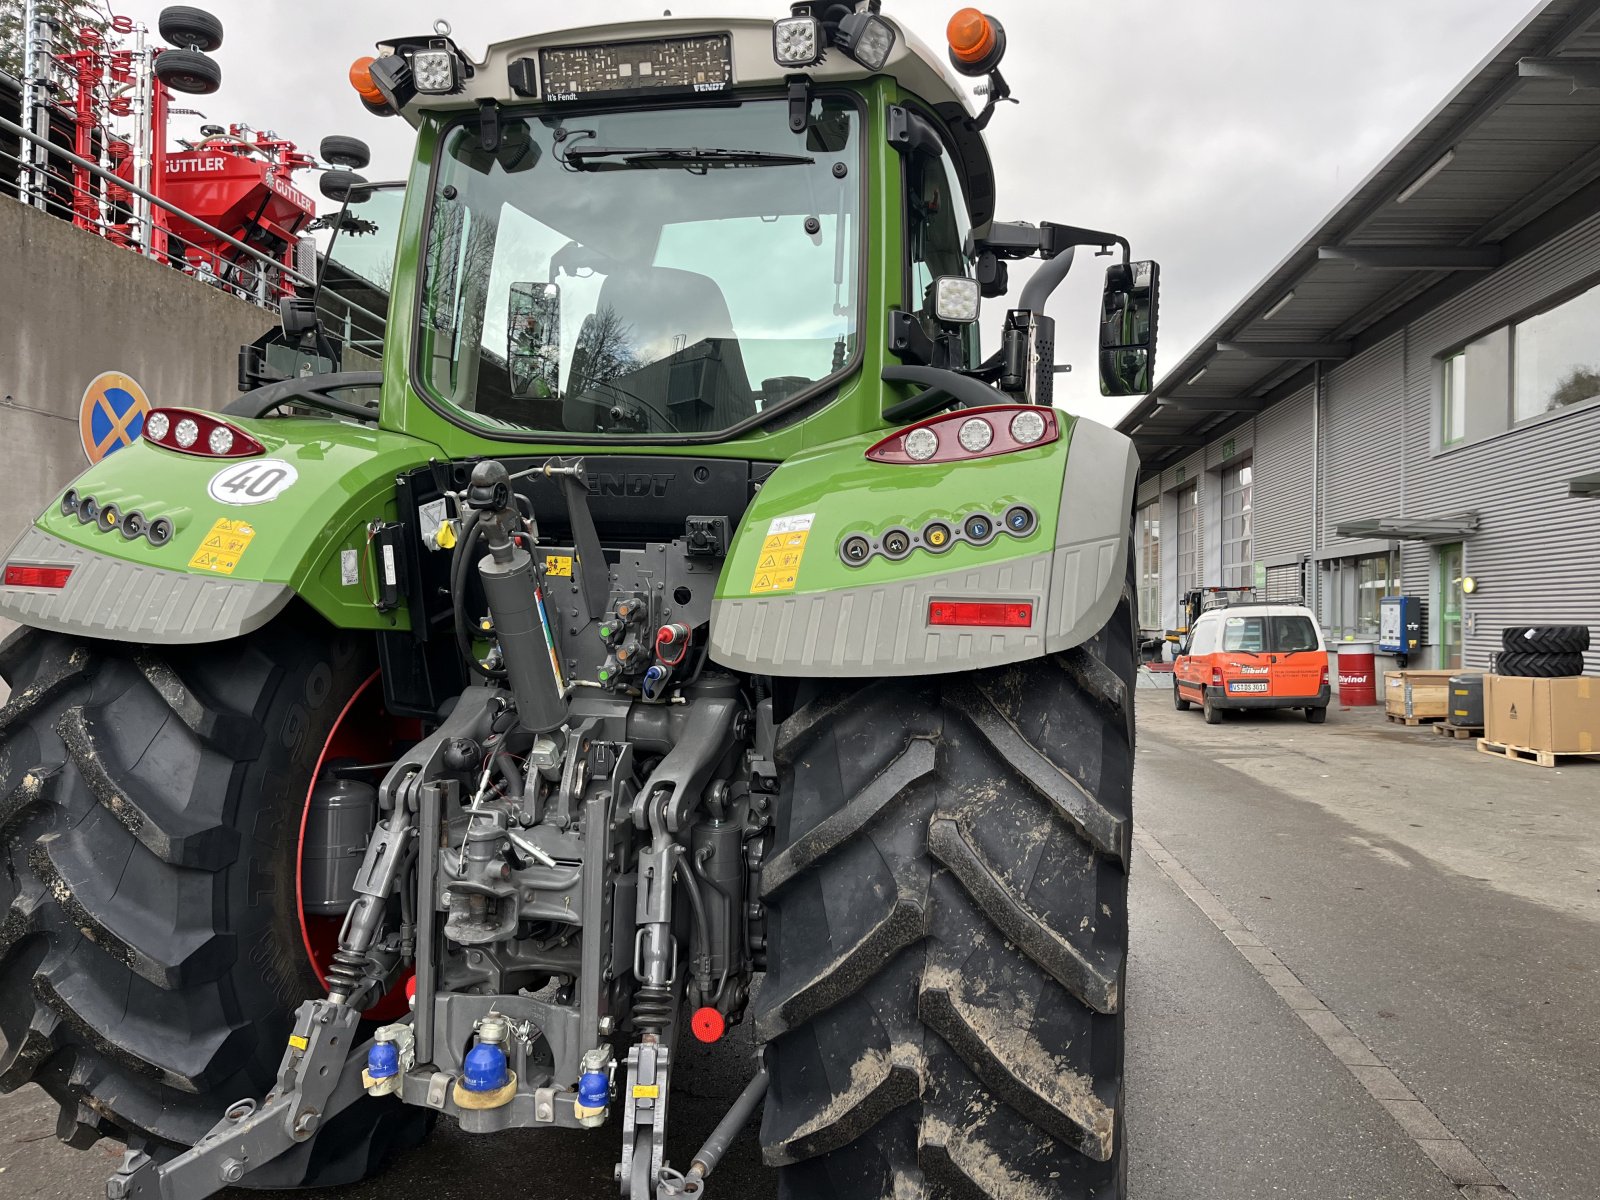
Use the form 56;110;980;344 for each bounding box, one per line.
588;472;675;499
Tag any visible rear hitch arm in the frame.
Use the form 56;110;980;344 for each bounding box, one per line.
106;999;369;1200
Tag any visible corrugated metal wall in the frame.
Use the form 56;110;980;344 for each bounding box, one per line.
1252;385;1315;563
1398;210;1600;670
1321;333;1405;553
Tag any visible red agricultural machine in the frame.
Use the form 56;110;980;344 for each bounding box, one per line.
8;3;366;301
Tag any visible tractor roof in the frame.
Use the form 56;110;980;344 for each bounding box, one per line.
383;15;978;123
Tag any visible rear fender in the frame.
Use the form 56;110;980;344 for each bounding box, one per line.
709;413;1137;677
0;417;441;643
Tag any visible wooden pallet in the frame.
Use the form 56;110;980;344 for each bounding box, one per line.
1385;712;1443;727
1477;738;1600;768
1433;721;1483;740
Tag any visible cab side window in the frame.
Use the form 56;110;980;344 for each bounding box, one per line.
1189;618;1216;656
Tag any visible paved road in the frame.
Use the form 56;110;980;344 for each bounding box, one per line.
3;696;1597;1198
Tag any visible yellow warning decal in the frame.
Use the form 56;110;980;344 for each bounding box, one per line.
632;1084;660;1099
187;517;256;576
288;1034;308;1051
751;513;814;594
544;554;574;578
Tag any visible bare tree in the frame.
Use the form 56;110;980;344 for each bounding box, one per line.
569;303;642;393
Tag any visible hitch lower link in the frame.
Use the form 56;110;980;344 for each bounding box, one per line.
107;999;368;1199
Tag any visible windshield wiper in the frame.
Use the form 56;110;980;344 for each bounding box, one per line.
564;146;815;173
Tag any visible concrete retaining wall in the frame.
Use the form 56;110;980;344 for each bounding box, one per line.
0;197;276;648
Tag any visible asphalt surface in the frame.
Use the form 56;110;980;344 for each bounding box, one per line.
2;692;1597;1198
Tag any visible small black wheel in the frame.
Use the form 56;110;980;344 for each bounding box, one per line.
320;135;371;171
1173;681;1190;711
1202;689;1223;724
320;169;367;203
158;5;223;51
1305;706;1328;724
154;47;221;95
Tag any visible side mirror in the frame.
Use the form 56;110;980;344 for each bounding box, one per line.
507;283;561;398
1098;260;1160;397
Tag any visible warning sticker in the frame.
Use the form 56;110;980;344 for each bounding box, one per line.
544;554;574;578
187;517;256;576
751;513;814;594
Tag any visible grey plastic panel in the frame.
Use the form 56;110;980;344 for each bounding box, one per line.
0;527;294;644
710;418;1138;678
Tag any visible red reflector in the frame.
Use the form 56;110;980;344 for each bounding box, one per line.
691;1007;726;1043
4;564;73;589
928;600;1033;628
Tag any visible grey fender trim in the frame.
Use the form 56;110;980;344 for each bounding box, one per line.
0;527;294;644
709;417;1138;678
1046;416;1139;653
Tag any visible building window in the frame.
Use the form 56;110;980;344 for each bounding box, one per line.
1513;281;1600;421
1137;504;1161;628
1439;327;1510;447
1220;461;1253;588
1442;351;1467;445
1436;543;1464;671
1355;553;1392;639
1176;484;1200;595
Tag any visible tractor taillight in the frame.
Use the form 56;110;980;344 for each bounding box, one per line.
928;600;1034;628
4;564;72;589
143;408;265;458
866;405;1060;465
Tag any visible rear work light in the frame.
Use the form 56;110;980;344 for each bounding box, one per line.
4;564;73;589
866;405;1060;465
928;600;1034;628
143;408;265;458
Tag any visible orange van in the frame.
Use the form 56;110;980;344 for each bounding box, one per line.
1173;603;1331;724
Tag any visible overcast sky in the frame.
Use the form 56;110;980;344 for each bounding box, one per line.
111;0;1538;425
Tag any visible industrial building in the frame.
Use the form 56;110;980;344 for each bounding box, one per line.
1120;0;1600;674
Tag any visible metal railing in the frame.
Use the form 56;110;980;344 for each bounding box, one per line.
0;112;387;355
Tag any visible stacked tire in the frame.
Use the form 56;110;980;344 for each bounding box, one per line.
1496;626;1591;677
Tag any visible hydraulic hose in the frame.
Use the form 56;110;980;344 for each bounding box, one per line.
450;510;505;680
676;853;714;998
494;750;524;800
694;849;732;1002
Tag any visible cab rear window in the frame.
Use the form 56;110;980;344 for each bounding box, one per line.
1222;614;1319;653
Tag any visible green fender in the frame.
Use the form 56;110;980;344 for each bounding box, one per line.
0;416;442;643
709;413;1138;677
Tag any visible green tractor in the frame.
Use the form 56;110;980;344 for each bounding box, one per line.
0;5;1156;1197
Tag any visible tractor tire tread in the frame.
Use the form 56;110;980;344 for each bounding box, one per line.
0;623;425;1185
1500;625;1590;654
1496;651;1586;678
759;570;1134;1199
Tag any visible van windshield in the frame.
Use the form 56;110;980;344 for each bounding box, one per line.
1222;614;1320;653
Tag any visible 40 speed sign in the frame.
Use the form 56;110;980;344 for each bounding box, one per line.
207;459;299;505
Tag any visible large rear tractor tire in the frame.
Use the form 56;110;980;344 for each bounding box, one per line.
757;580;1135;1198
0;613;428;1186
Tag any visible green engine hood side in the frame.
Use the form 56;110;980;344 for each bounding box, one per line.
708;412;1140;677
27;417;443;633
715;417;1079;603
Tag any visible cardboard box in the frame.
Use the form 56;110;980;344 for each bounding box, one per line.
1484;675;1600;754
1384;669;1455;720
